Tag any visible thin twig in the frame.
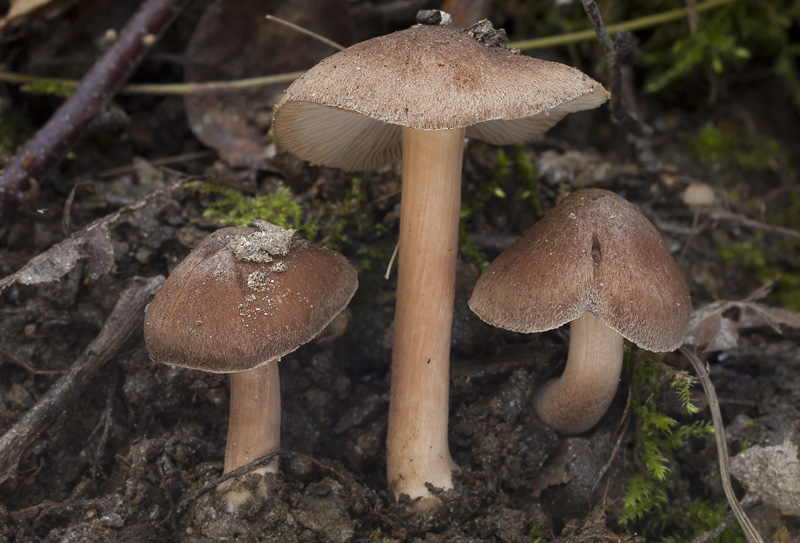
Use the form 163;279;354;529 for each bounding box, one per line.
0;349;62;375
680;346;765;543
509;0;734;51
91;365;118;490
0;69;306;96
708;209;800;242
0;0;190;221
385;241;399;280
264;14;345;51
0;0;738;101
0;276;165;487
589;405;631;508
581;0;658;177
95;151;215;178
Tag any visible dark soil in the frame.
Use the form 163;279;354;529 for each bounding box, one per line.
1;1;799;542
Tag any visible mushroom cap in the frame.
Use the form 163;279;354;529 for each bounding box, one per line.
468;189;691;352
273;24;608;171
144;225;358;373
682;182;715;207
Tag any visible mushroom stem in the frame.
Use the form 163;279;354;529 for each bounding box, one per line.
224;361;281;475
533;311;624;434
387;127;464;504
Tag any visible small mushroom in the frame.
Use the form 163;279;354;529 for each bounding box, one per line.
679;182;716;263
273;17;608;504
469;189;691;434
144;221;357;478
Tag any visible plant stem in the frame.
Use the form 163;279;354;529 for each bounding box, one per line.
508;0;736;51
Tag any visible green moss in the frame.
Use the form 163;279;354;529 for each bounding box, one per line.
641;9;750;95
20;80;74;98
515;147;543;219
190;177;394;275
638;0;800;112
719;233;800;312
0;109;36;157
621;355;719;541
195;183;317;239
691;122;781;172
458;206;490;270
527;524;544;543
658;500;745;543
458;145;543;269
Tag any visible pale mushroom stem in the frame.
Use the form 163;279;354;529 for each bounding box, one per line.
533;311;625;434
387;126;464;505
224;361;281;475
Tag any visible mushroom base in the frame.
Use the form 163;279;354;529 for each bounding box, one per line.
533;312;624;434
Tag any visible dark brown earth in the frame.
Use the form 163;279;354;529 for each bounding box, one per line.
1;1;799;542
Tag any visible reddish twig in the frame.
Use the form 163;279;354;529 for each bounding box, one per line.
0;0;189;222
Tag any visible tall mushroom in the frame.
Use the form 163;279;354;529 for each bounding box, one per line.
272;15;608;504
144;221;357;478
469;189;691;433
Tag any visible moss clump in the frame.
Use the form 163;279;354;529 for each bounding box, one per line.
527;524;544;543
719;238;800;312
641;9;750;97
691;123;782;172
621;355;725;541
191;177;393;274
196;183;317;239
0;108;36;157
459;145;543;270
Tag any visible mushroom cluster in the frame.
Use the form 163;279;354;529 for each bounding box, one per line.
144;221;357;479
469;189;691;434
273;15;608;505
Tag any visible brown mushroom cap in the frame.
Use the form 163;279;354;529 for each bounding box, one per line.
144;224;358;373
468;189;691;351
273;24;609;171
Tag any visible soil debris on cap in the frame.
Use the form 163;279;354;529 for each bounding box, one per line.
227;220;298;263
464;19;512;50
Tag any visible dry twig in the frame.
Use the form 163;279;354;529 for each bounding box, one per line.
0;275;165;487
581;0;658;176
680;346;765;543
0;0;189;221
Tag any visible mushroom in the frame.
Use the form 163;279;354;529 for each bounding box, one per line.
272;15;609;503
678;182;715;263
468;189;691;434
144;221;357;478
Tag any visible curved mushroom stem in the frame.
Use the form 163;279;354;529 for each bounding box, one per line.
387;127;463;507
224;361;281;476
533;312;624;434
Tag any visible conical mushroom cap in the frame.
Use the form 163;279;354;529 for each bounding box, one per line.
144;225;358;373
273;24;608;171
469;189;691;352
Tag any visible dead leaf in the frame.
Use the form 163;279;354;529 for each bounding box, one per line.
685;279;800;352
743;303;800;332
686;311;739;352
183;0;353;167
0;175;182;294
0;222;115;293
0;0;67;30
